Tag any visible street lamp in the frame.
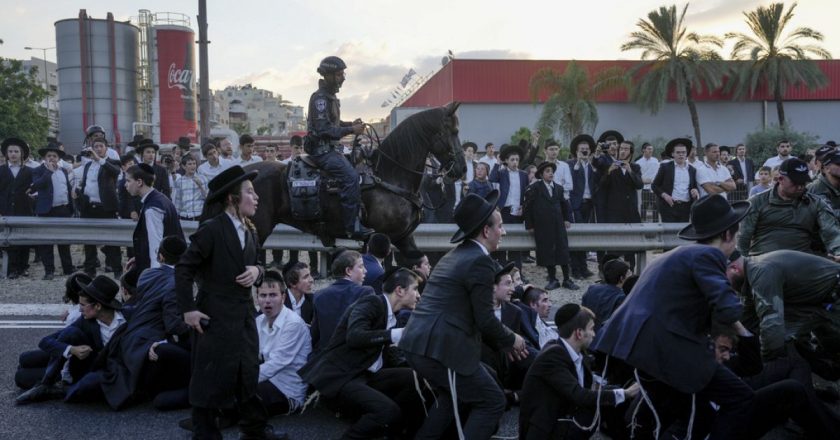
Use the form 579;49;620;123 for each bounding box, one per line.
24;46;56;122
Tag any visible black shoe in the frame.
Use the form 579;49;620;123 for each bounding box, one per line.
177;417;193;431
348;219;374;240
43;273;55;281
8;272;20;280
544;279;561;290
561;279;580;290
15;383;65;405
522;256;535;264
580;269;595;278
239;425;289;440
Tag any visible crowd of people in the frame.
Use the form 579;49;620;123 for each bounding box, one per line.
3;57;840;438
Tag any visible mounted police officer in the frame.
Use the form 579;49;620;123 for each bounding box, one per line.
306;56;373;240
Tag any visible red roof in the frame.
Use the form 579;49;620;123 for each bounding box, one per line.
401;59;840;107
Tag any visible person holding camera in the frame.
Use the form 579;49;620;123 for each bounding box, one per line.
599;139;643;269
75;138;123;278
567;135;600;279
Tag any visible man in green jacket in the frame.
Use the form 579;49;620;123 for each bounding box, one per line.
738;158;840;256
808;150;840;216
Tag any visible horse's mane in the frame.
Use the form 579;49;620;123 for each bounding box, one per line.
378;107;446;167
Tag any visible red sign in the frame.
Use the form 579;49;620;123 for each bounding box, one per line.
156;28;197;143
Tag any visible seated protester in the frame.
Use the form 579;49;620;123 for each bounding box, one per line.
310;249;375;354
299;268;426;439
119;267;141;315
282;261;315;325
482;262;535;403
15;272;91;390
99;236;192;410
509;266;532;303
519;304;640;440
255;269;311;416
401;250;431;294
621;274;639;297
16;276;126;405
581;259;632;330
362;233;391;294
519;287;559;349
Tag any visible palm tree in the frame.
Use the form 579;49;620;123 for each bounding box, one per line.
725;2;831;127
528;61;626;146
621;4;725;147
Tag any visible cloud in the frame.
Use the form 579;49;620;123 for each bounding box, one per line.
686;0;764;25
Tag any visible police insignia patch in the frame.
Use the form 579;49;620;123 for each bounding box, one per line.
315;98;327;113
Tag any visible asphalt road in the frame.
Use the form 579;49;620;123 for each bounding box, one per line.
0;317;520;440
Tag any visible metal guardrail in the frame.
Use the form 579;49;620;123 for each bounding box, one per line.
0;216;692;276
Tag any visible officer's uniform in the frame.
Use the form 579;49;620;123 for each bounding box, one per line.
808;173;840;217
306;81;361;233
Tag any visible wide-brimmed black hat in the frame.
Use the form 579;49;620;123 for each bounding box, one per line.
78;275;123;310
678;195;750;241
206;165;259;203
2;137;31;160
127;135;146;147
65;272;93;304
664;138;693;158
177;137;192;149
499;144;524;162
536;161;556;176
570;134;596;157
597;130;624;144
38;141;65;159
451;189;500;243
494;261;516;280
133;139;159;154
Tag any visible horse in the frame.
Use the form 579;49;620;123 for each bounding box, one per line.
246;101;466;256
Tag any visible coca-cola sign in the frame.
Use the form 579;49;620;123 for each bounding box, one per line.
168;63;193;93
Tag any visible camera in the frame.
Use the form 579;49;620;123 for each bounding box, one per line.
615;161;624;166
161;154;174;165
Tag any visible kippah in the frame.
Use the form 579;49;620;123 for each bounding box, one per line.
554;303;582;328
160;235;187;260
137;163;155;175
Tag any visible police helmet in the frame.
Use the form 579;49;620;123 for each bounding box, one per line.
317;56;347;75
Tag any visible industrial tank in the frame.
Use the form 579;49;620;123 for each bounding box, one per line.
150;24;197;144
55;10;140;152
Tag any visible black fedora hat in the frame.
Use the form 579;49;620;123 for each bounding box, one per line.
451;189;500;243
678;195;750;241
536;161;556;176
65;272;93;304
206;165;259;203
38;141;65;159
597;130;624;144
494;261;516;280
664;138;693;158
133;139;159;154
127;135;146;147
570;134;596;157
78;275;123;310
499;144;524;162
2;137;31;160
177;136;192;149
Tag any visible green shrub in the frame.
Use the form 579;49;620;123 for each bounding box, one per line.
743;124;821;165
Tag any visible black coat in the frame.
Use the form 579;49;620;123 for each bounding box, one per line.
524;180;573;266
101;265;190;409
284;292;314;325
175;213;262;408
728;157;755;184
651;161;698;198
519;342;618;440
399;240;515;375
151;163;172;199
600;163;643;223
0;164;34;216
299;294;393;397
80;159;122;212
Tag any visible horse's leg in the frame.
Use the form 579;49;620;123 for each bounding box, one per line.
393;234;420;257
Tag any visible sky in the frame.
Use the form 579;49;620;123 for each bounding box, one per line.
1;0;837;121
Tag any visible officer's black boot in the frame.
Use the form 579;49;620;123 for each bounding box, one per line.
348;218;373;240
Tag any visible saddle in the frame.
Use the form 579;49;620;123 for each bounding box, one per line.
286;155;377;222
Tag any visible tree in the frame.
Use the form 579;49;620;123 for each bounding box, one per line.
528;61;626;147
0;57;49;148
725;2;831;127
622;4;725;148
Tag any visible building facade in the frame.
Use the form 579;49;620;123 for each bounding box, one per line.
21;57;60;138
213;84;305;136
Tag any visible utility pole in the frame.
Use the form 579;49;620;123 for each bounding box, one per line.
197;0;211;143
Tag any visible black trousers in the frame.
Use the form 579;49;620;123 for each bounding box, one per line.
15;349;50;389
570;199;595;275
257;381;291;417
192;364;269;440
37;205;74;275
406;352;505;440
335;367;422;439
81;205;121;275
310;149;361;231
4;242;29;276
657;199;692;222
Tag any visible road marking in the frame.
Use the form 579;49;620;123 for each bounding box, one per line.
0;303;70;316
0;320;64;329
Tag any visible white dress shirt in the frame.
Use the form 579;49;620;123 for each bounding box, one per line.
226;212;247;248
141;190;165;269
287;290;306;318
762;155;789;170
81;159;109;203
198;158;234;180
504;170;522;213
635;157;660;190
553;160;574;199
257;307;311;409
239;155;263;166
479;155;498;171
62;312;127;359
535;317;559;348
51;168;70;207
672;162;691;202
